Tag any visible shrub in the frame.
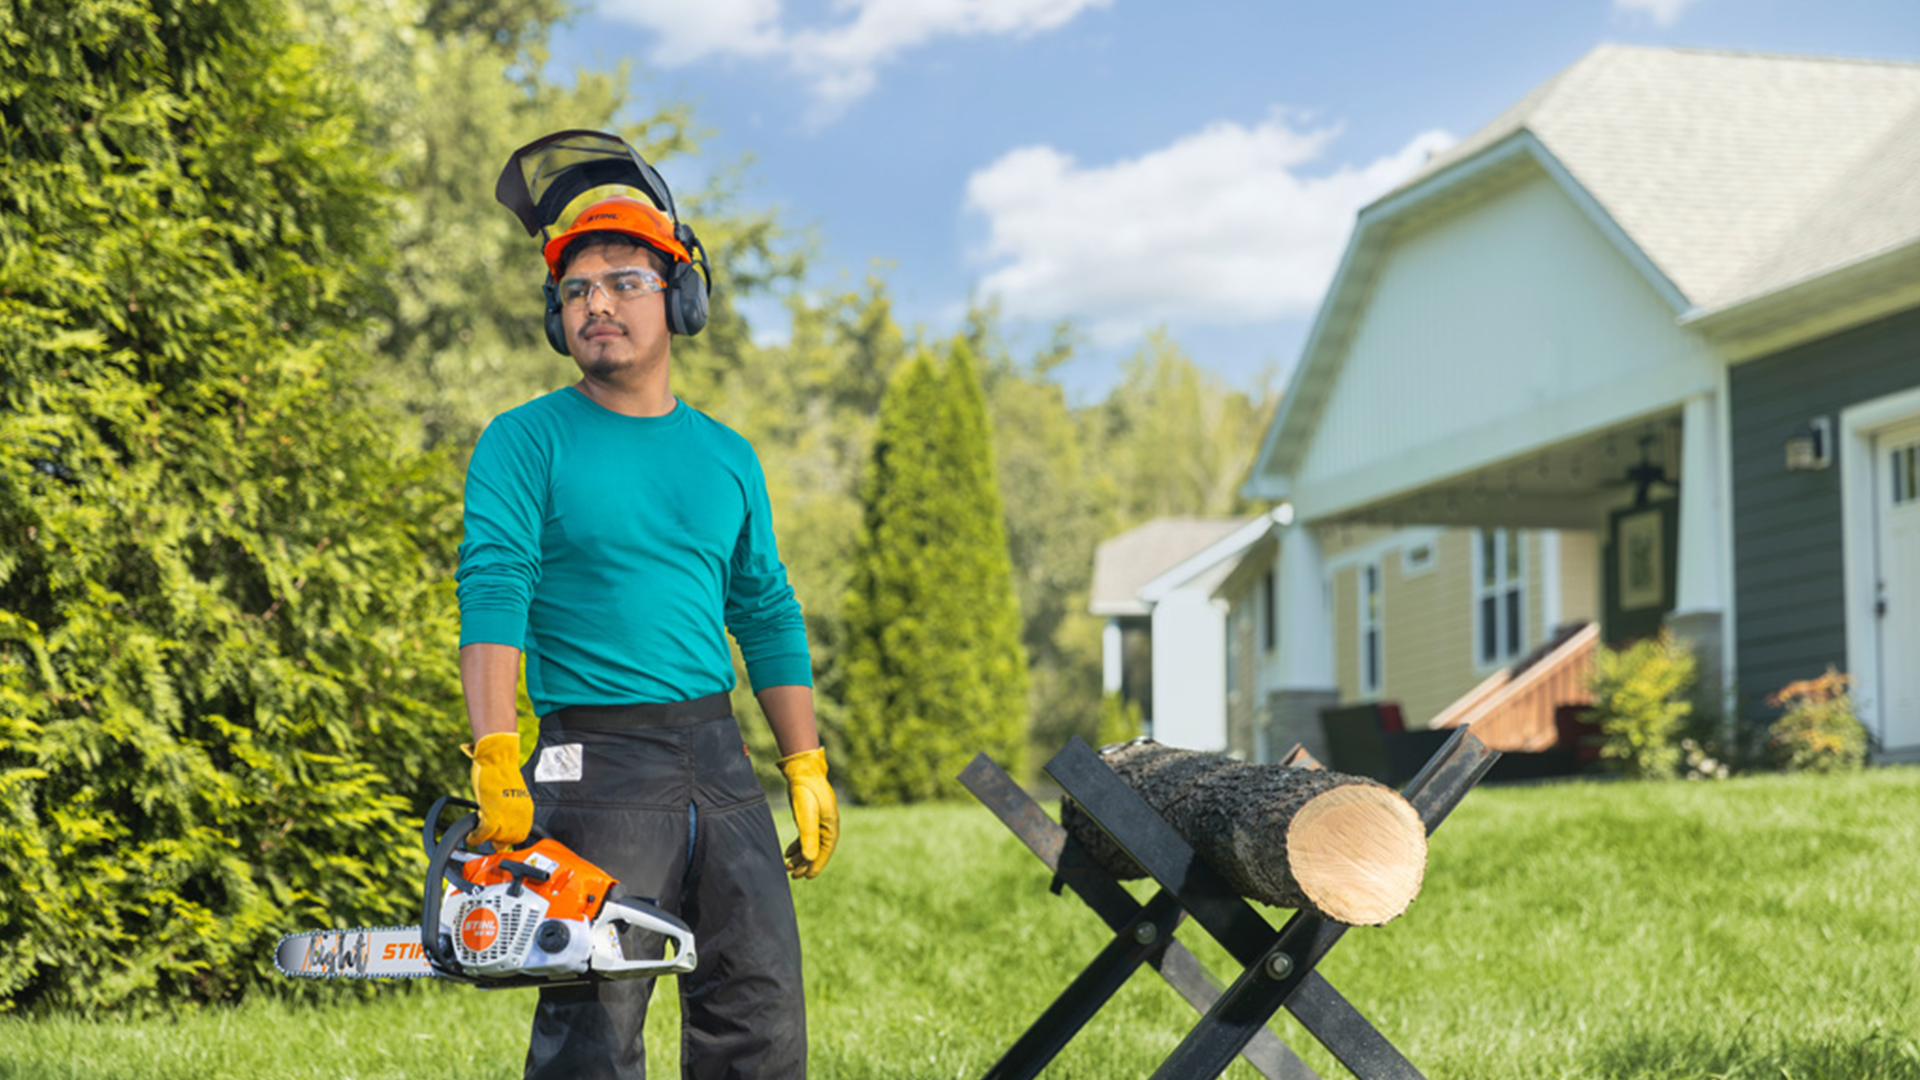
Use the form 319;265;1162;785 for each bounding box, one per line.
840;343;1029;803
1678;738;1731;780
0;0;463;1011
1766;668;1869;773
1095;693;1143;749
1588;633;1697;780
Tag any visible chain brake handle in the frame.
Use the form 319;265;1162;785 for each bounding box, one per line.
419;794;554;976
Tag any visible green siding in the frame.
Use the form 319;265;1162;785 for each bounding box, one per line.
1729;305;1920;723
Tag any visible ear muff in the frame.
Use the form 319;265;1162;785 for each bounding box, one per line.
665;224;711;337
543;276;569;356
544;229;712;351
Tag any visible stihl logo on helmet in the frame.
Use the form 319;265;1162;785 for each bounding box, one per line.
542;196;690;278
461;908;500;952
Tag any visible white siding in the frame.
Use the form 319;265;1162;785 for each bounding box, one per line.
1150;588;1228;751
1293;170;1720;518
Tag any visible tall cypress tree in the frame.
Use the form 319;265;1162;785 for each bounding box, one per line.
0;0;463;1009
841;341;1027;803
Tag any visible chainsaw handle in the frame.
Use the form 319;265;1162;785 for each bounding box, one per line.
421;795;479;856
419;795;558;975
421;793;553;856
422;809;481;974
593;890;698;977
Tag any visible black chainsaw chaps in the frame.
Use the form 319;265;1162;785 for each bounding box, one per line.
520;698;806;1080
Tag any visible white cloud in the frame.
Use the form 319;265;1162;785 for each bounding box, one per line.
600;0;785;60
597;0;1111;114
964;112;1454;340
1612;0;1701;26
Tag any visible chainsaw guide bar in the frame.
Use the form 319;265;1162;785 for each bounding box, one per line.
275;927;433;980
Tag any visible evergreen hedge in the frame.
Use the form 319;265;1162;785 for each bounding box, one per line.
841;342;1028;803
0;0;464;1010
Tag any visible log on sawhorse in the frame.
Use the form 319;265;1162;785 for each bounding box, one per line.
958;728;1499;1080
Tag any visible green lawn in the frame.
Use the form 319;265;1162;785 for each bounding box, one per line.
5;768;1919;1079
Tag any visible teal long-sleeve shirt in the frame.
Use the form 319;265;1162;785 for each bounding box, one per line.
456;387;811;716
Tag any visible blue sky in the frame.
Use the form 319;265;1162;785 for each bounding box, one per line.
548;0;1919;399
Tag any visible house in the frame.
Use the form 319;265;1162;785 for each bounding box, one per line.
1725;272;1920;760
1090;514;1278;752
1222;525;1597;763
1094;513;1597;760
1241;45;1920;760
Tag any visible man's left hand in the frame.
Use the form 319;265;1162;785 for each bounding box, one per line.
777;748;838;879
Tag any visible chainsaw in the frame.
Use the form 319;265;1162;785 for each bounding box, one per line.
274;796;697;987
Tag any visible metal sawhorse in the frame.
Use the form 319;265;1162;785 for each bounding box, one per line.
958;729;1498;1079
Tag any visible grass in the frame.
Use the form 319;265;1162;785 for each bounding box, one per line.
4;768;1919;1079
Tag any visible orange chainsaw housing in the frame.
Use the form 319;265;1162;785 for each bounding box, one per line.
457;840;616;922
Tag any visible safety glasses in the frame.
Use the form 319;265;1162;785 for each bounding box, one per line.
556;267;668;311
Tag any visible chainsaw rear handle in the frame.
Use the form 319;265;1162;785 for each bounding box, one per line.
596;890;698;977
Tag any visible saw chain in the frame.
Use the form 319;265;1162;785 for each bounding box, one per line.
275;925;435;980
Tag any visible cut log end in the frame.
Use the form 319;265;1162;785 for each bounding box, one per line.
1286;786;1428;926
1060;740;1432;924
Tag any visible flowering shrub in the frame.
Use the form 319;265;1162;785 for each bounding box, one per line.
1767;668;1869;773
1679;738;1731;780
1588;633;1697;780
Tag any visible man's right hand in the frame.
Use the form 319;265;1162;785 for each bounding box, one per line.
464;731;533;848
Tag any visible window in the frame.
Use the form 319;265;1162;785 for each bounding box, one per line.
1261;569;1277;652
1226;603;1244;696
1475;529;1526;667
1402;541;1436;575
1359;561;1382;696
1896;441;1919;506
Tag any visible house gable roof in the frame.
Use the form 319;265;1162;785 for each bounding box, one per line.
1136;510;1286;604
1247;45;1920;499
1089;517;1249;616
1399;47;1920;311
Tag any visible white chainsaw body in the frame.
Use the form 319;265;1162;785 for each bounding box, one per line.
440;850;696;981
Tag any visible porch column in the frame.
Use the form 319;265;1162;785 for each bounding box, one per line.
1102;617;1123;695
1268;524;1337;762
1670;392;1726;704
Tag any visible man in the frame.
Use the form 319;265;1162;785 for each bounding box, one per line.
455;177;834;1079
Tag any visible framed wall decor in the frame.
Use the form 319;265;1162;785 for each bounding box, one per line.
1603;498;1678;644
1617;507;1666;611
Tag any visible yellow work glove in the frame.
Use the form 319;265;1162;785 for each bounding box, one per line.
778;748;838;879
463;732;532;850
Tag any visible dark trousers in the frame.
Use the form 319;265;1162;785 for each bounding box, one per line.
521;695;806;1080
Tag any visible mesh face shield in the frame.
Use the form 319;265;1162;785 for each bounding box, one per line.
494;130;682;247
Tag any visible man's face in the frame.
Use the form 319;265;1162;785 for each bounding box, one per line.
559;244;671;383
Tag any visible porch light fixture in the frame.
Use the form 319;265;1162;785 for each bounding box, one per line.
1784;417;1832;472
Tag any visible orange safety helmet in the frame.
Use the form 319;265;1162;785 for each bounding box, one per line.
541;195;691;279
496;129;712;344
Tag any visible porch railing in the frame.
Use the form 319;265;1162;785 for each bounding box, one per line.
1429;622;1598;751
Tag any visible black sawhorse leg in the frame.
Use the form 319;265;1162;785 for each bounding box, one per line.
960;728;1498;1080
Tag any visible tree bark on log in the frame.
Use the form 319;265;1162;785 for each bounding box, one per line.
1060;740;1428;926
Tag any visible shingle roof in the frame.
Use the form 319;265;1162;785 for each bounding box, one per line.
1246;45;1920;503
1089;517;1247;616
1393;45;1920;311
